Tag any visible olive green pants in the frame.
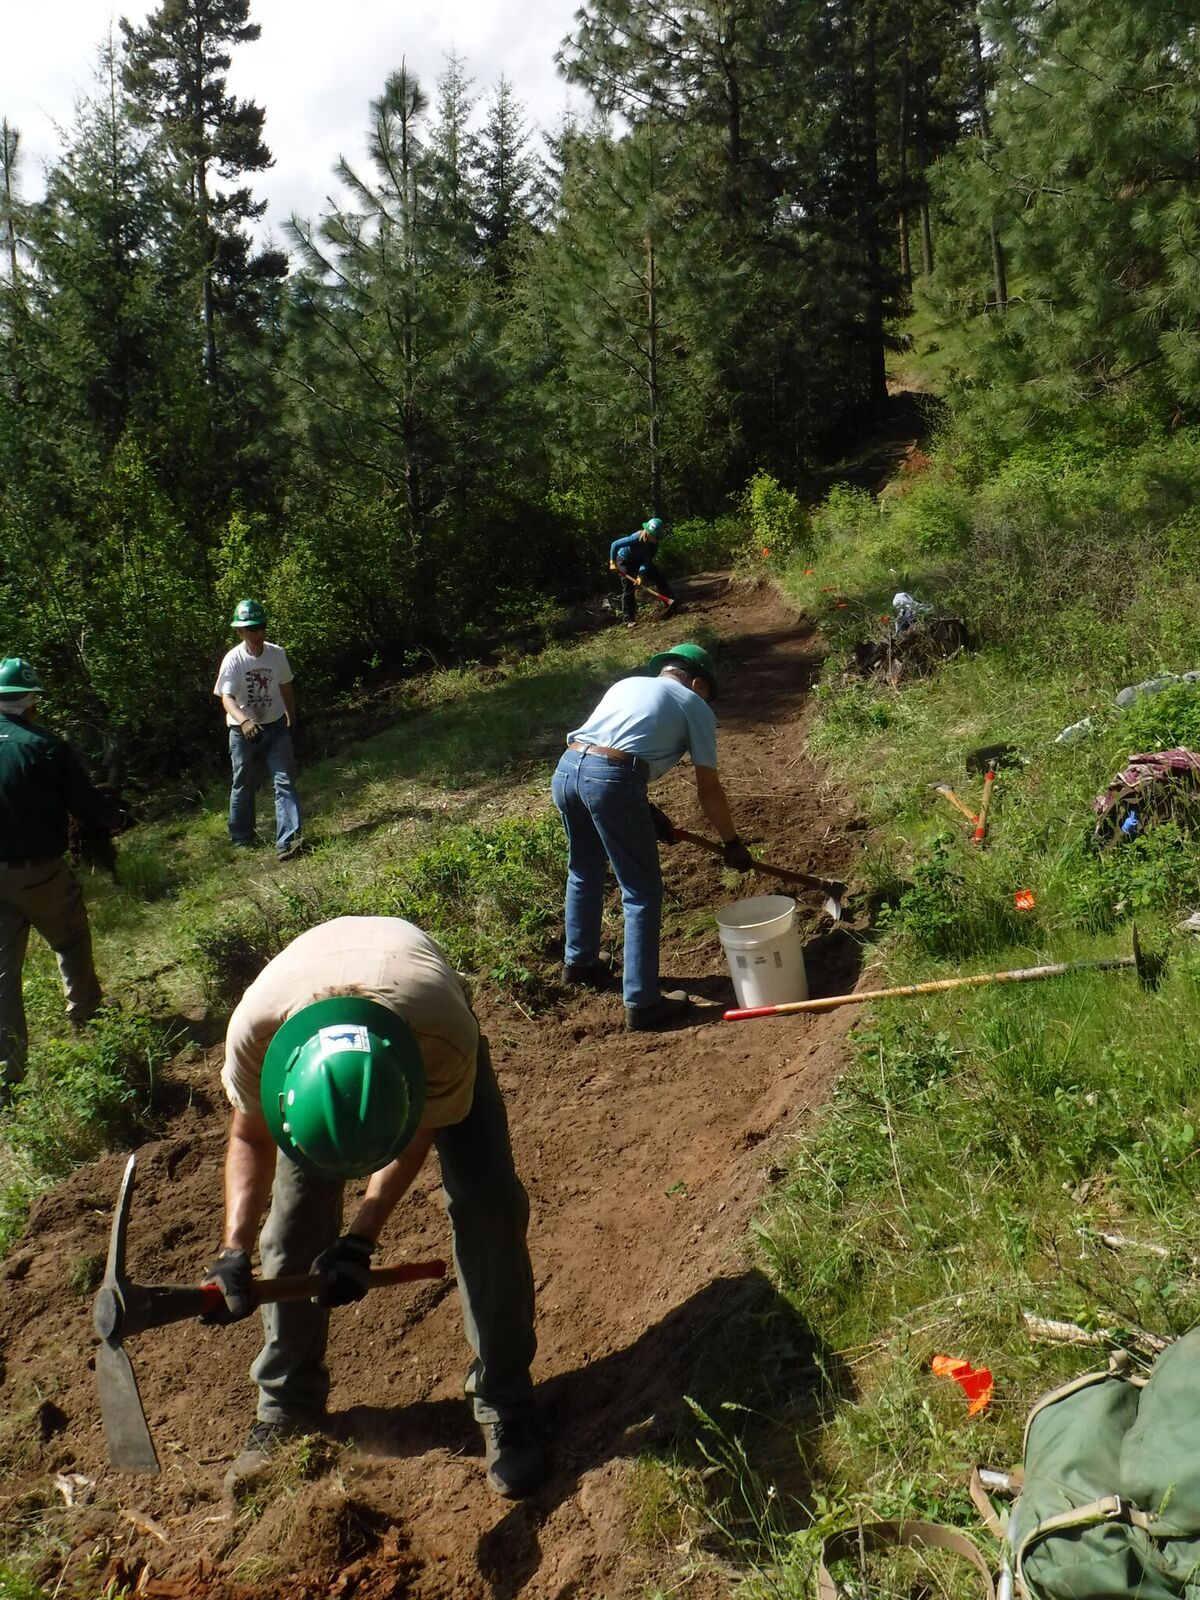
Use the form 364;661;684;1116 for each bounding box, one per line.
0;856;102;1091
250;1035;536;1427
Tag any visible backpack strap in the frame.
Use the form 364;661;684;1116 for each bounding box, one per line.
1012;1498;1158;1600
818;1520;996;1600
970;1466;1022;1541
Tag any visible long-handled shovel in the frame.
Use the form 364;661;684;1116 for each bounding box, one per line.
724;927;1163;1021
93;1154;446;1474
672;826;845;922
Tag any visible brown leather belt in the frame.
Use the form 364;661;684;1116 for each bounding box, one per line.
567;741;648;776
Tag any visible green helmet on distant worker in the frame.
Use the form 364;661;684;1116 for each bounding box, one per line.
230;598;267;630
0;657;43;697
646;642;718;700
643;517;664;537
260;997;426;1180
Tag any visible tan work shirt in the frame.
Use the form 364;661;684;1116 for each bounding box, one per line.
221;917;478;1131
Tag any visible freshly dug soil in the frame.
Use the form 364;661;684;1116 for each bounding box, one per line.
0;576;869;1598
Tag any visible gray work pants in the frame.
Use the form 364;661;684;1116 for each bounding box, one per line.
250;1035;536;1427
0;856;102;1090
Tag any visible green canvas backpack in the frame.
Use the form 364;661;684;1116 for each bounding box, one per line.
1002;1331;1200;1600
818;1332;1200;1600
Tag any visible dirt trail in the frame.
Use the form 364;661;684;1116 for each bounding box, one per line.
0;578;868;1599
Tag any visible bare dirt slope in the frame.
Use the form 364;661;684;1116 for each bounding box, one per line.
0;578;868;1599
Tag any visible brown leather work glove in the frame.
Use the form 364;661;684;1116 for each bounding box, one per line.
239;718;262;741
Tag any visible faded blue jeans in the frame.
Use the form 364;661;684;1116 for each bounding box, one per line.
228;718;302;854
551;747;662;1007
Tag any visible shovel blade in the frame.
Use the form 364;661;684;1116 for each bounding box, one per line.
96;1340;160;1474
823;891;843;923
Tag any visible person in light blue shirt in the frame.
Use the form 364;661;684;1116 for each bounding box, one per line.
551;643;753;1032
609;517;678;627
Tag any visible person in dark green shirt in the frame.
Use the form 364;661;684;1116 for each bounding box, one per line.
0;658;124;1104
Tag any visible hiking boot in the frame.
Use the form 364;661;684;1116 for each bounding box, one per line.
625;990;692;1032
483;1417;545;1498
562;959;613;991
660;599;679;619
277;839;304;863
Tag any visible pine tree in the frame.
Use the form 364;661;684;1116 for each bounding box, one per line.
119;0;282;386
476;77;545;277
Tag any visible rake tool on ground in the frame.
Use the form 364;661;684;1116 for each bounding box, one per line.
671;826;845;922
93;1154;446;1473
723;926;1163;1021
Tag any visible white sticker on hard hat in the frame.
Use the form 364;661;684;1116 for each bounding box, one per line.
319;1024;371;1053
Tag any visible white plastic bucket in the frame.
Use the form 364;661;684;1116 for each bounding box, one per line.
715;894;809;1010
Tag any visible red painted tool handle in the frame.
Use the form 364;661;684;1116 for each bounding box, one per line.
197;1260;447;1315
972;768;996;843
253;1258;447;1306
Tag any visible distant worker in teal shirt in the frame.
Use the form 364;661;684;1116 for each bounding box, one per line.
609;516;678;627
551;643;753;1032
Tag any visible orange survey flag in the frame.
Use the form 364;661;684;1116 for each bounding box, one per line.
931;1354;994;1416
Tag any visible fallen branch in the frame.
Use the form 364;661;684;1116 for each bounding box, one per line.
1022;1311;1168;1354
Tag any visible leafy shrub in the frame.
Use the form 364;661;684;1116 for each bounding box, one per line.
742;471;811;561
3;1010;171;1186
884;477;972;556
1110;683;1200;755
668;515;744;574
878;838;1025;958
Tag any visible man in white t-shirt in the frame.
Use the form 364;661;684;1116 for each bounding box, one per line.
200;916;542;1500
213;598;303;861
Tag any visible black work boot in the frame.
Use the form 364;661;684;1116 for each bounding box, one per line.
483;1417;545;1498
562;958;612;991
625;990;692;1032
223;1417;322;1499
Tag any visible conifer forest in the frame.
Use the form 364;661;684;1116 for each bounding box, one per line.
2;0;1198;774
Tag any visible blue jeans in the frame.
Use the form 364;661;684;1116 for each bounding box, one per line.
551;748;662;1007
228;719;302;853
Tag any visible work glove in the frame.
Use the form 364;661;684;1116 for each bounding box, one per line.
648;803;678;845
311;1233;376;1308
239;718;262;741
722;836;755;873
200;1247;254;1324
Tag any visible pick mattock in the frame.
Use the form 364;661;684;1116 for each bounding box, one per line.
620;570;673;608
93;1154;445;1474
723;926;1164;1021
928;783;978;825
671;826;845;922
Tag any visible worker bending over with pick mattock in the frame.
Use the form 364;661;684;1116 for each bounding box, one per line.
552;643;753;1031
201;915;543;1499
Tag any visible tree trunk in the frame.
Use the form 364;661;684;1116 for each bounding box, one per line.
971;19;1007;311
645;228;662;514
897;36;912;290
861;1;888;409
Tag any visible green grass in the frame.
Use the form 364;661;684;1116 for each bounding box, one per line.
640;427;1200;1596
1;614;711;1257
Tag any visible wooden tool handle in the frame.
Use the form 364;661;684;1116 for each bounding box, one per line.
972;763;997;844
252;1258;447;1307
672;828;839;895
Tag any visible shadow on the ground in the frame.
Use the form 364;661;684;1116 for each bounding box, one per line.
335;1269;851;1600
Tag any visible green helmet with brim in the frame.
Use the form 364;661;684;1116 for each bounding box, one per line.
646;641;718;700
231;598;267;629
643;517;664;537
260;996;426;1180
0;657;43;697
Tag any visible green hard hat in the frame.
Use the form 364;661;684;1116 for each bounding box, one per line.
230;598;267;629
0;657;43;697
643;517;664;536
260;996;426;1180
647;641;718;700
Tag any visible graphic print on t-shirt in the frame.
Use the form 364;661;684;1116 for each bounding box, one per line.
245;666;274;714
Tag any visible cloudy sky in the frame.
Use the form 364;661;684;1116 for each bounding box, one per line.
6;1;588;241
